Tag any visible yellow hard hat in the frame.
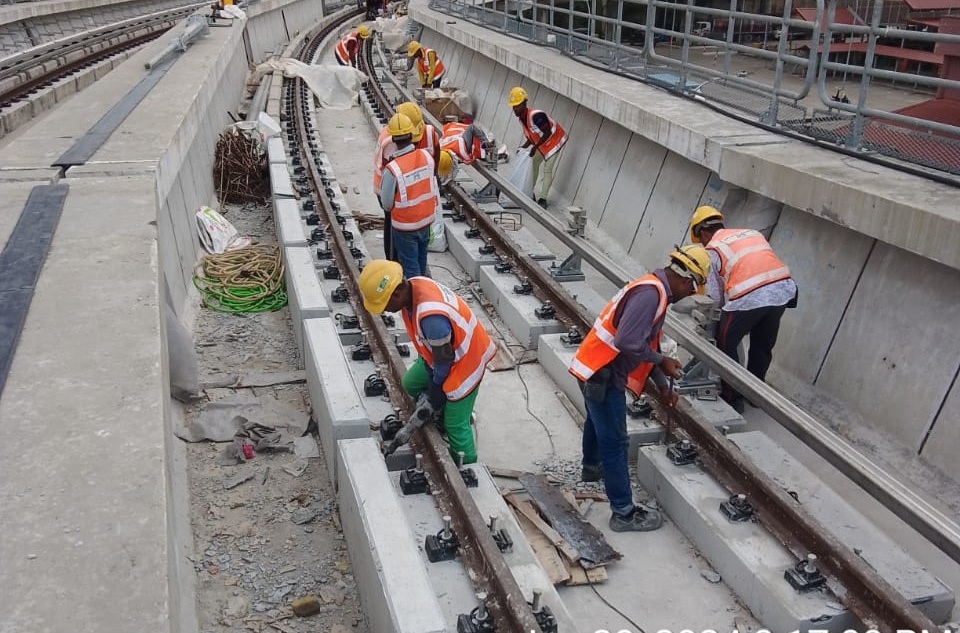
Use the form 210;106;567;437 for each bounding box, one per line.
668;244;711;286
396;102;424;142
387;113;416;138
438;149;456;178
358;259;403;314
508;86;528;107
357;25;370;39
407;40;422;57
689;205;724;243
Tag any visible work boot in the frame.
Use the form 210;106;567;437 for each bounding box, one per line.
580;464;603;483
609;506;663;532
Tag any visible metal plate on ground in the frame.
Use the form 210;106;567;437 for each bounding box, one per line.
520;474;622;567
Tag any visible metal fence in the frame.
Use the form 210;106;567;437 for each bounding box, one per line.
428;0;960;176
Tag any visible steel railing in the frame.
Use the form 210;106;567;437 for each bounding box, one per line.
428;0;960;176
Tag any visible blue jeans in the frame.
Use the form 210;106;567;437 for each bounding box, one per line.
392;227;429;279
582;381;633;515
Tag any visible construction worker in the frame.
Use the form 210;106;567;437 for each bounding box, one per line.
359;260;496;463
373;124;398;260
569;245;711;532
408;41;445;88
440;121;489;166
437;149;458;187
379;113;439;279
334;25;369;67
508;86;567;208
689;206;798;413
397;101;441;170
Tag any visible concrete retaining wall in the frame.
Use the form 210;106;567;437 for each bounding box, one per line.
412;8;960;470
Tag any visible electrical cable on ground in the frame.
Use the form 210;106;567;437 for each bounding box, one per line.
517;362;557;454
588;577;647;633
193;244;287;313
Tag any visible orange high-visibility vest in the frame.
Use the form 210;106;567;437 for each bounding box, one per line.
372;127;396;196
707;228;792;301
522;109;567;160
441;122;481;164
416;124;440;158
569;274;668;396
402;278;495;400
385;148;439;232
334;32;359;65
416;48;445;82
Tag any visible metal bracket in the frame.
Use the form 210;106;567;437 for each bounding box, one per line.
675;357;721;401
549;206;587;282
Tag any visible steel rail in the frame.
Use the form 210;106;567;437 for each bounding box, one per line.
285;27;543;633
369;39;950;630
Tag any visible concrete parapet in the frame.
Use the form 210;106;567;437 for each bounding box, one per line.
274;198;308;247
337;438;447;633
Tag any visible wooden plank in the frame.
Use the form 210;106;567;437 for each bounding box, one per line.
514;511;570;585
486;338;516;372
563;558;608;586
503;493;581;563
488;467;531;480
553;390;584;428
520;474;622;568
574;492;609;501
578;499;594;517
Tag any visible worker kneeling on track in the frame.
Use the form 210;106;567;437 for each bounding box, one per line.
360;260;496;464
440;120;489;166
568;245;711;532
688;205;798;414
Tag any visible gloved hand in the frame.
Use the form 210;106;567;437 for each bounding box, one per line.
426;383;447;410
528;146;537;158
410;393;436;424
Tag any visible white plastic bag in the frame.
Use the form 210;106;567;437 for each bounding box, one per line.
499;151;534;208
196;206;252;254
257;112;281;140
427;205;447;253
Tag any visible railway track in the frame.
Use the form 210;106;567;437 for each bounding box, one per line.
278;11;953;632
0;3;205;128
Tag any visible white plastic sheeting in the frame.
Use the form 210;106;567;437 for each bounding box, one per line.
251;59;368;109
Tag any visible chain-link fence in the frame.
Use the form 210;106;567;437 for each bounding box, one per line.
429;0;960;176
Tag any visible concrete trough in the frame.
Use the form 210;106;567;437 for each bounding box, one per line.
283;246;330;353
274;198;308;246
635;433;954;631
478;265;564;348
304;317;370;483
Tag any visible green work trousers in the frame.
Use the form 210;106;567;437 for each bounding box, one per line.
531;148;562;202
402;357;479;464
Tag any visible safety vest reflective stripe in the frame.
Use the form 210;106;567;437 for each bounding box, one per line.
335;33;357;64
372;127;396;195
417;48;445;79
386;149;438;231
568;275;667;382
523;109;567;160
416;125;439;155
402;278;494;400
707;228;792;301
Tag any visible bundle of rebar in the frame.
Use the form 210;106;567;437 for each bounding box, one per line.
213;131;269;204
355;212;385;231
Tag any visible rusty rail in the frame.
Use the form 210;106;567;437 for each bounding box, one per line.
284;27;543;633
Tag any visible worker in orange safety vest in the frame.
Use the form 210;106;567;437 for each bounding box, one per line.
440;121;489;165
334;25;369;67
689;205;798;413
359;259;495;463
408;41;445;88
508;86;567;208
379;113;439;279
569;245;710;533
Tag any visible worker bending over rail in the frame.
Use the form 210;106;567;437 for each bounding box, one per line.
379;113;439;278
397;101;441;169
508;86;567;208
334;25;369;67
408;40;445;88
360;260;495;463
569;246;711;532
440;121;489;165
689;206;798;414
